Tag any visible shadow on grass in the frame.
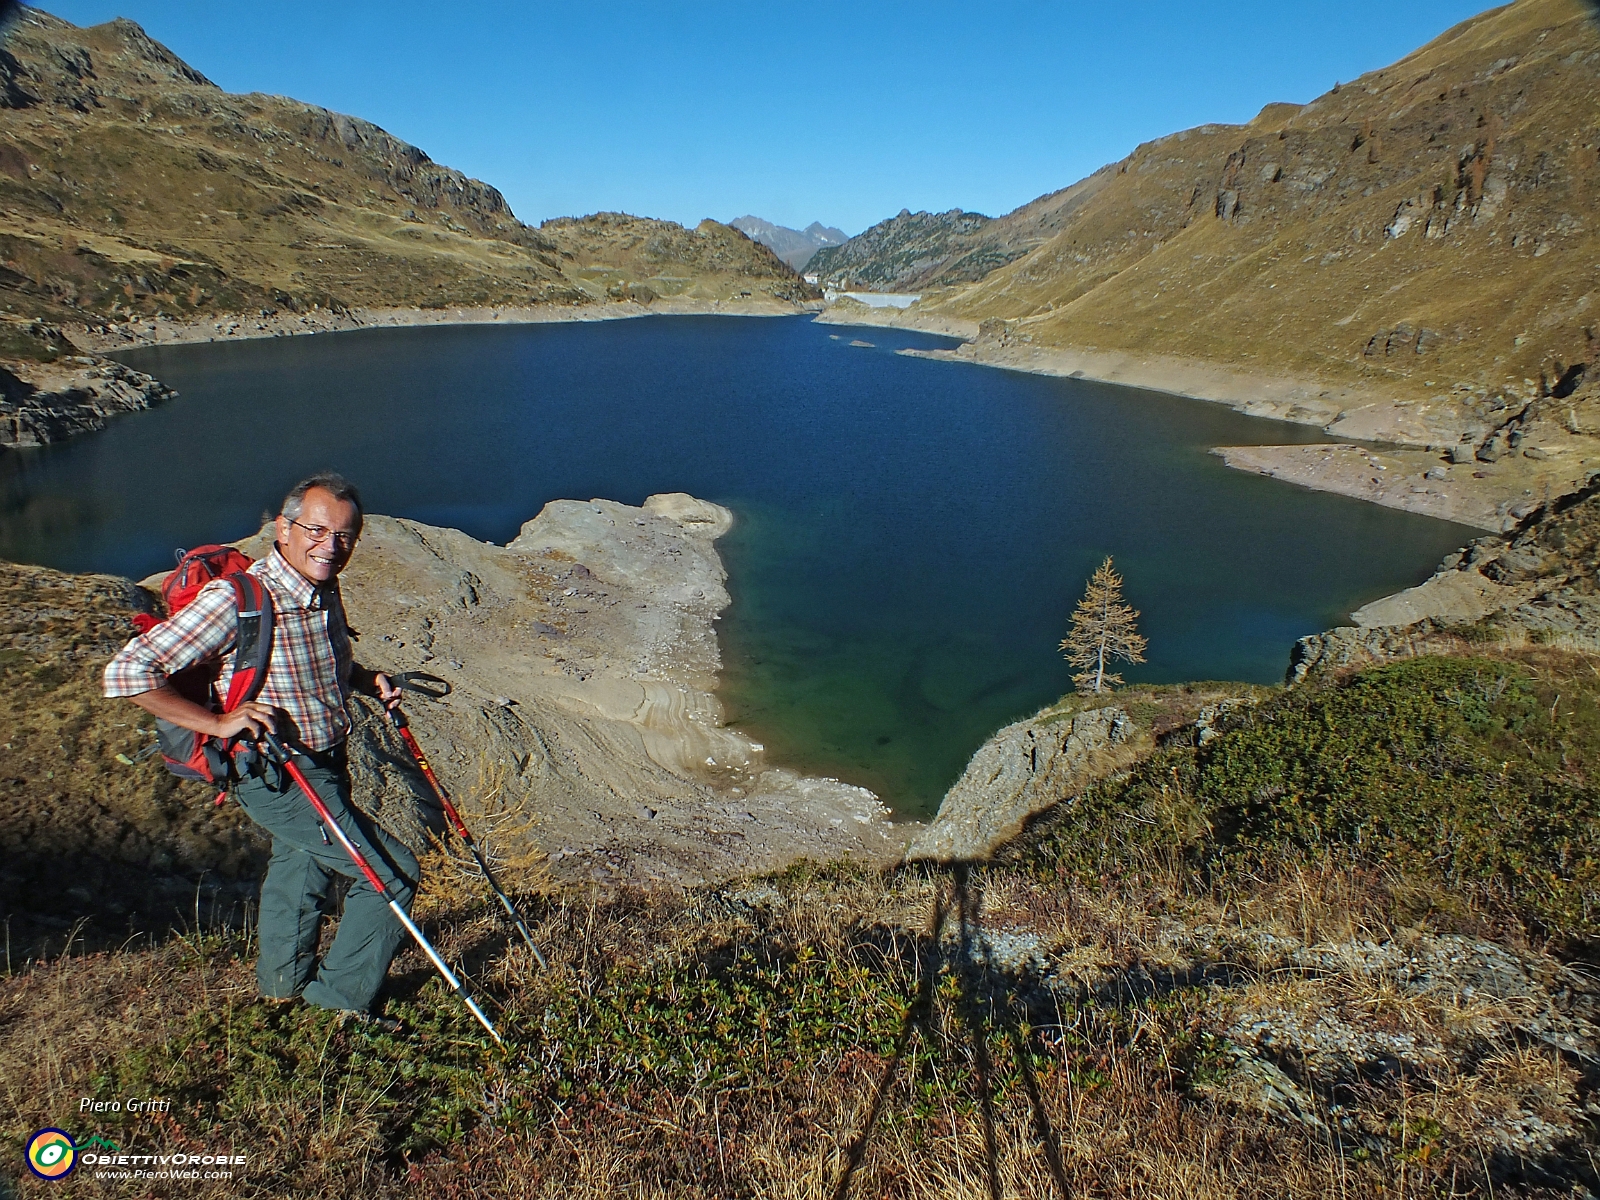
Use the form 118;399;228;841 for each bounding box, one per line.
829;887;945;1200
830;861;1072;1200
1;852;263;965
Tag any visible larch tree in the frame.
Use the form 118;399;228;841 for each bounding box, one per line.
1060;556;1147;695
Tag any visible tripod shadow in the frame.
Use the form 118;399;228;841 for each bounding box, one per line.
831;862;1071;1200
829;889;946;1200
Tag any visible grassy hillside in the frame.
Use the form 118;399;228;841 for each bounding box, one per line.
923;0;1599;407
5;658;1597;1196
817;0;1598;416
541;212;818;306
0;8;814;330
0;561;266;943
1012;653;1600;943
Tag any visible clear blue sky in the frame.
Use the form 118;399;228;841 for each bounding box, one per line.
38;1;1490;235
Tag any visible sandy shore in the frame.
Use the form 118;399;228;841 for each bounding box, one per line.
819;303;1600;533
69;296;820;355
819;304;1389;429
1214;445;1557;532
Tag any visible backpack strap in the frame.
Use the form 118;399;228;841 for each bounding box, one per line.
220;573;275;712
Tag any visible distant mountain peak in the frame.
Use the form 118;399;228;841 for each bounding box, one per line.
805;206;1023;291
729;216;848;271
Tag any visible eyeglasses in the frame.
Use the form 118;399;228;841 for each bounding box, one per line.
287;518;359;548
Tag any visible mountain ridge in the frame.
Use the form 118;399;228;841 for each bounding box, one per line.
0;7;818;330
0;5;818;448
833;0;1598;402
808;167;1117;292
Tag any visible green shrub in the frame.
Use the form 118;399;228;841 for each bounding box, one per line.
1015;656;1600;941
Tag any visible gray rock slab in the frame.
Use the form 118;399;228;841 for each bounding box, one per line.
909;705;1130;862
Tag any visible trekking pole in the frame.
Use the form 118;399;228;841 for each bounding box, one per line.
388;706;549;970
257;731;503;1045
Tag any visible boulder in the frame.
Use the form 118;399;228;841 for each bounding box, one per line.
909;706;1131;862
345;692;447;858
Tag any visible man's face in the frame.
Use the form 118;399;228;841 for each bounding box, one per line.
275;487;361;584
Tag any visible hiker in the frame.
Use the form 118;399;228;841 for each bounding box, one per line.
103;472;421;1021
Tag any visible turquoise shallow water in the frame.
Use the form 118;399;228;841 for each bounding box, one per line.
0;315;1477;815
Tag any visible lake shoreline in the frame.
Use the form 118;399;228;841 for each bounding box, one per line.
816;303;1599;534
4;316;1487;817
68;296;821;355
0;297;820;454
65;294;1594;540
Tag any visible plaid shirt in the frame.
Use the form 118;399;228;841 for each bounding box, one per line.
104;547;357;751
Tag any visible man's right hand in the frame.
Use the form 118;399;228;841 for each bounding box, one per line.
128;684;281;742
213;701;278;742
128;684;279;744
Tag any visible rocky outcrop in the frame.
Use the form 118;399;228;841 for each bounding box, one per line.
0;353;174;448
3;492;904;938
905;867;1600;1173
1287;621;1461;684
1183;928;1598;1164
1213;442;1574;533
909;705;1132;862
1290;479;1600;681
345;691;447;859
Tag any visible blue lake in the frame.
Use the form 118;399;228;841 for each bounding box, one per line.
0;315;1477;815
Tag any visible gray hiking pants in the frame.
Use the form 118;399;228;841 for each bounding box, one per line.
234;754;420;1013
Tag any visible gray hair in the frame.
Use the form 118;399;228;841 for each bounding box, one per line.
281;472;364;532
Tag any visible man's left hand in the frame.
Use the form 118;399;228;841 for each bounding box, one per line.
374;672;403;710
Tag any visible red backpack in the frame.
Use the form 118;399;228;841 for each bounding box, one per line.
131;545;276;784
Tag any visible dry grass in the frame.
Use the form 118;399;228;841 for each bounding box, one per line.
2;854;1592;1198
0;562;266;958
5;517;1600;1196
